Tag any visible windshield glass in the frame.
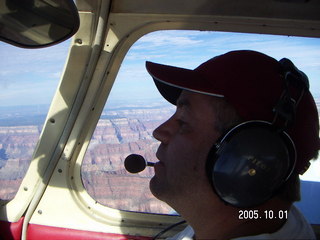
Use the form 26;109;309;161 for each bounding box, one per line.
81;31;320;222
0;40;70;200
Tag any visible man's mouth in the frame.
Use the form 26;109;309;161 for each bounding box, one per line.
154;161;165;174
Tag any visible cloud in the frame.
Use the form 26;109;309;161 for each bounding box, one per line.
0;40;70;105
124;31;320;94
126;30;207;67
133;30;203;49
1;30;320;106
0;40;70;79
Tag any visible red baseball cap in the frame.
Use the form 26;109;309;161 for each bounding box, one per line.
146;50;320;174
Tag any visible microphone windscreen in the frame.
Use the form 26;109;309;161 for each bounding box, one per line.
124;154;147;173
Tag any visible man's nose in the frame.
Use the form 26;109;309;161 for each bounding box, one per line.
152;117;174;144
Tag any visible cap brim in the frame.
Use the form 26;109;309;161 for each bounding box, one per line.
146;61;196;105
146;61;223;105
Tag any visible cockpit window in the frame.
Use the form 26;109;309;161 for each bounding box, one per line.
81;30;320;218
0;40;70;200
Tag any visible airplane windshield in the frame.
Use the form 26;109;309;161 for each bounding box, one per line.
0;30;319;224
81;31;320;221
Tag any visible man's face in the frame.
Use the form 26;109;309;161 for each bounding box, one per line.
150;90;222;205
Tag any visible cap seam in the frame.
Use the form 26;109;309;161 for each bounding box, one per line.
152;77;225;100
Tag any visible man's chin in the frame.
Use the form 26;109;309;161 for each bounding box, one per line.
149;176;168;201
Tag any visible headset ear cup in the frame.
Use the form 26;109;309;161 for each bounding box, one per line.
207;121;296;208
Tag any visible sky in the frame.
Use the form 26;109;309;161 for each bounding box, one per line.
0;39;71;107
0;30;320;108
0;30;319;181
108;31;320;103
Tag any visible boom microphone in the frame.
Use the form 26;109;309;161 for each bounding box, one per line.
124;154;155;173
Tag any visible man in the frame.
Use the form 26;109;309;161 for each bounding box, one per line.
145;50;319;239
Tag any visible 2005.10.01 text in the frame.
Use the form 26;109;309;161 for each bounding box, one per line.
239;210;288;220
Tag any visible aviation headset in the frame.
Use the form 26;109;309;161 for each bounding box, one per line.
206;58;309;208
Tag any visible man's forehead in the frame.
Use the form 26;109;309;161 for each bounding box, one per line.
175;91;222;126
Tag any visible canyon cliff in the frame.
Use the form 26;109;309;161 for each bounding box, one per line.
0;104;174;214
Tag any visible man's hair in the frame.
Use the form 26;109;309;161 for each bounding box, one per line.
210;96;303;203
210;97;242;134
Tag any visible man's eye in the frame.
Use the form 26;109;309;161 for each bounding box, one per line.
177;120;190;133
177;119;186;127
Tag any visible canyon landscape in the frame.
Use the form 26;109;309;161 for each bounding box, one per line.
82;103;175;214
0;98;319;215
0;101;175;214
